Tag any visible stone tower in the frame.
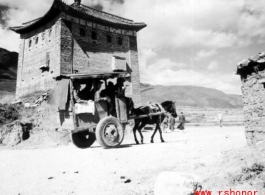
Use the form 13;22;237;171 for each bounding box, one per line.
10;0;146;106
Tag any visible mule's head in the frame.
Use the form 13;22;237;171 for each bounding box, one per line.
161;101;177;118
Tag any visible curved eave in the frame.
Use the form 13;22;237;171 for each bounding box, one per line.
10;0;147;34
9;0;61;34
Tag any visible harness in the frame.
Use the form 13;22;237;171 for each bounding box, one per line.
147;102;168;121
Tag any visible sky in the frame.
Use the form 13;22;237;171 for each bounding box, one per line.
1;0;265;94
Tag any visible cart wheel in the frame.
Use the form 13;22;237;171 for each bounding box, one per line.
96;117;124;148
71;131;96;149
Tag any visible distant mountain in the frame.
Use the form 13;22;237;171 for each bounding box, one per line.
0;48;18;93
140;83;242;108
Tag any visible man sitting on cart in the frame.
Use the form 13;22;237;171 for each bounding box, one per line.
94;80;113;115
114;77;135;116
73;80;94;102
79;80;93;100
73;79;113;115
73;80;84;103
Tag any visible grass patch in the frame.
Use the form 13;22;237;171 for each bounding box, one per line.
230;163;265;185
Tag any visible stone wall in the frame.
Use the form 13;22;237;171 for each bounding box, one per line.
241;71;265;144
16;17;61;98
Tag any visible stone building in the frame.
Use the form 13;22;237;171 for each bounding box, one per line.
10;0;146;106
236;52;265;144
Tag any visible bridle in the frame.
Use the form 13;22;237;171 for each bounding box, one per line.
159;101;176;123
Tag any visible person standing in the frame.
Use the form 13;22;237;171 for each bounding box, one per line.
161;114;169;133
177;112;186;130
169;115;175;131
218;111;223;127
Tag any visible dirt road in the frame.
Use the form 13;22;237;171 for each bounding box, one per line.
0;126;246;195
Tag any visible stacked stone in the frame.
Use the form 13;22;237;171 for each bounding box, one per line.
237;52;265;145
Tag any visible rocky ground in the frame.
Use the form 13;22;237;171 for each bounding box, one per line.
1;126;264;195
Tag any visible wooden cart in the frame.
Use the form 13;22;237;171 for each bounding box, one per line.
57;72;163;149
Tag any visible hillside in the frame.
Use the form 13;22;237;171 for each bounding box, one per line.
140;83;242;108
0;48;18;93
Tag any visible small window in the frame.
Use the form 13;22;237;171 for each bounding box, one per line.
80;28;86;37
35;37;38;44
91;31;97;40
29;40;32;48
117;37;123;45
107;34;112;43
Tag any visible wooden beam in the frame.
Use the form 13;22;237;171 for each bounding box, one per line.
71;125;97;133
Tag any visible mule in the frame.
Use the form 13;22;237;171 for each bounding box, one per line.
132;101;177;144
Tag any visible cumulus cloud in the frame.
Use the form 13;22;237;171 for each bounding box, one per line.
139;48;240;94
141;62;241;94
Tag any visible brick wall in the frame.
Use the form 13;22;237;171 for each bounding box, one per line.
60;20;142;106
241;72;265;144
129;36;141;107
16;17;61;98
17;17;142;107
71;22;130;73
60;20;73;74
16;38;25;97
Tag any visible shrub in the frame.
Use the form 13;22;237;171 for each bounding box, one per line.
0;103;23;126
231;163;265;184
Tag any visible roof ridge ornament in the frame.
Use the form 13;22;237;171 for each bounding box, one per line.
74;0;81;6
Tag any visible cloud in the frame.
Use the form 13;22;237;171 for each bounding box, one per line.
139;48;241;94
0;4;10;28
207;61;219;71
141;65;241;94
120;0;265;50
195;50;217;61
0;0;125;51
120;0;242;50
1;0;264;94
80;0;124;14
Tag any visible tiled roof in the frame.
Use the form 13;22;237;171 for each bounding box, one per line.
10;0;146;34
